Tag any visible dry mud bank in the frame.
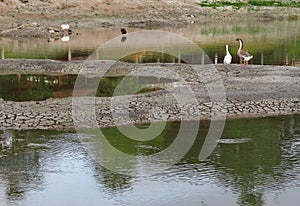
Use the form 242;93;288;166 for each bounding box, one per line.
0;60;299;130
1;0;300;35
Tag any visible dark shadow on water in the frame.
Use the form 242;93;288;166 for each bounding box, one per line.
0;74;176;101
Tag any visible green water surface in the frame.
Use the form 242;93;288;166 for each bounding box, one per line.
0;115;299;205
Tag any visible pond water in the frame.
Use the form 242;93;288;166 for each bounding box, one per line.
0;74;175;101
0;115;299;206
0;20;300;66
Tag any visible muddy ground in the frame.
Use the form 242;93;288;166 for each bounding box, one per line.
1;0;300;36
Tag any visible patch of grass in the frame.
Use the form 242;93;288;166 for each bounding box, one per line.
198;1;248;9
198;0;300;9
248;0;300;7
200;25;265;36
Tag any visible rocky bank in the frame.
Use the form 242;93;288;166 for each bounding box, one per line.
0;60;299;130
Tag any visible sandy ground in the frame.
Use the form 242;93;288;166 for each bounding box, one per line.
1;0;300;33
0;0;198;30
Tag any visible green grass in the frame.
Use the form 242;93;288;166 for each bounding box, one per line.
248;0;300;7
198;1;247;9
198;0;300;9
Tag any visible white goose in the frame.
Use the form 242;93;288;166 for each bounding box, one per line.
223;44;232;64
236;38;253;65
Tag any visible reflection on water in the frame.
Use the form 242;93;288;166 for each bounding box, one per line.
0;74;175;101
0;20;299;65
0;115;299;205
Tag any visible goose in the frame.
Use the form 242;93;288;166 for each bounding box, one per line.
236;38;253;65
223;44;232;64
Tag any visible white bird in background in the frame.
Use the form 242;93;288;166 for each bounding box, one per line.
223;44;232;64
60;24;70;30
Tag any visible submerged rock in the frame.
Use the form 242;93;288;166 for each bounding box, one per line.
135;144;160;151
26;143;51;149
217;138;252;144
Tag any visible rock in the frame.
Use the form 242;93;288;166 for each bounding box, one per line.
26;143;51;149
217;138;252;144
19;0;29;4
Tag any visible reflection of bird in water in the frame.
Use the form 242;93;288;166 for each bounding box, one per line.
0;130;13;149
121;28;127;43
236;38;253;65
223;44;232;64
121;36;127;43
61;35;70;42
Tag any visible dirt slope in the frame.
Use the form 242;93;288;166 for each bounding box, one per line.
0;0;299;31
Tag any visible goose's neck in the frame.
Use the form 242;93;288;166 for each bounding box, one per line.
238;40;243;51
226;45;229;54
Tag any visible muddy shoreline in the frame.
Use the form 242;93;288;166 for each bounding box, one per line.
0;60;299;130
1;1;300;37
